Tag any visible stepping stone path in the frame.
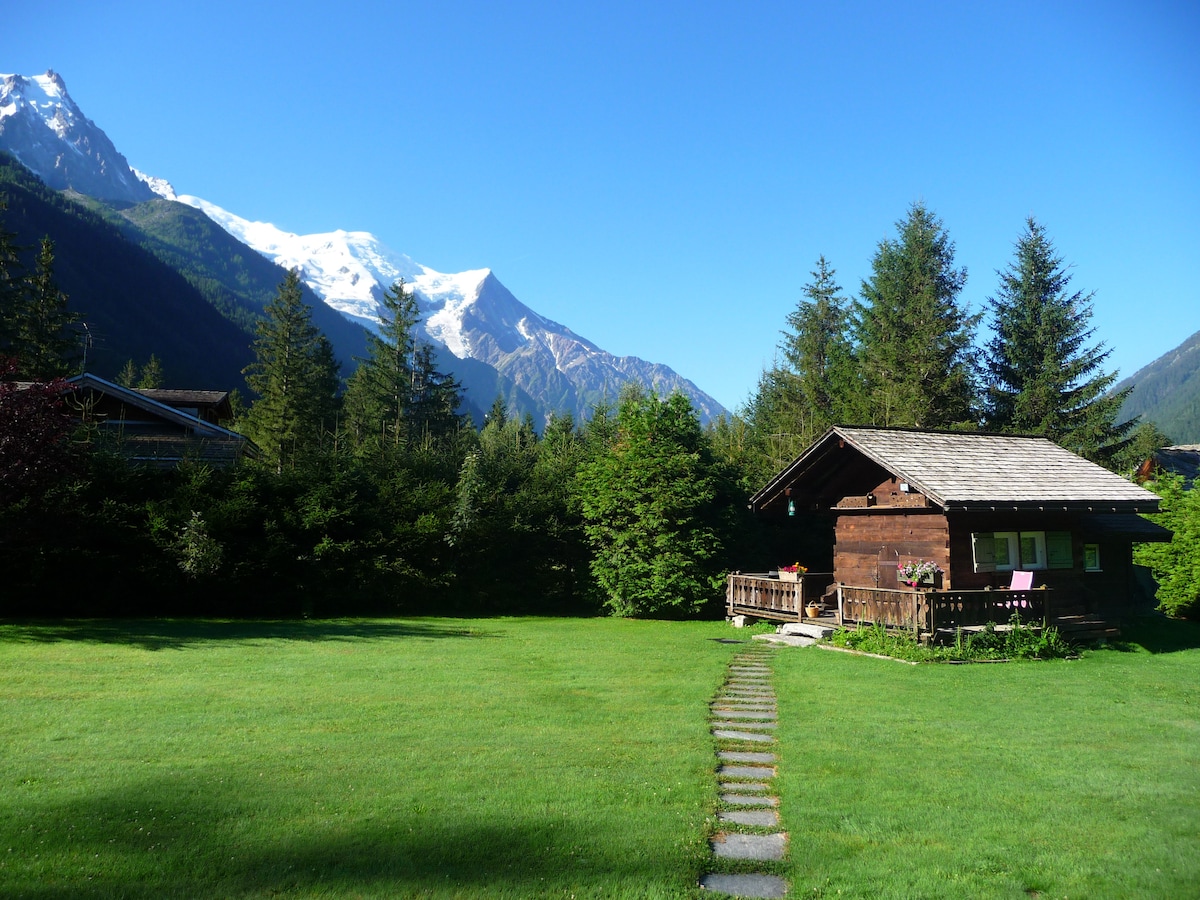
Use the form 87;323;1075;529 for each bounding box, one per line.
700;644;789;899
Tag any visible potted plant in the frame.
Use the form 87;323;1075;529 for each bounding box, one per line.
778;563;807;583
897;559;943;588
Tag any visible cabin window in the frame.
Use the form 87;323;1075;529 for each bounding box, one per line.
1084;543;1102;572
977;531;1047;571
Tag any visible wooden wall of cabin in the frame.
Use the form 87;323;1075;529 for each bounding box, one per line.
946;514;1136;616
833;509;950;590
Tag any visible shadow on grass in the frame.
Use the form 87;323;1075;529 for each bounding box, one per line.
1100;616;1200;654
3;771;687;898
0;618;497;651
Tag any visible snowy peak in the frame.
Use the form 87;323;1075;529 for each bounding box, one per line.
175;195;724;422
0;70;154;204
0;69;726;424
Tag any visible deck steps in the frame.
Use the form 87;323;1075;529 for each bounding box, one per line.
1052;615;1121;642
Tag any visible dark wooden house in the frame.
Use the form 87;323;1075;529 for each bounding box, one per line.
66;374;258;467
729;426;1171;638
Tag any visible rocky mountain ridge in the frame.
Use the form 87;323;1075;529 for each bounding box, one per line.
1;70;724;424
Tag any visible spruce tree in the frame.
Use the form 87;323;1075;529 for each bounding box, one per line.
780;255;860;438
343;279;419;448
855;203;980;428
984;217;1133;462
115;359;139;388
243;269;341;469
19;237;78;380
0;202;27;362
407;343;464;446
136;353;164;389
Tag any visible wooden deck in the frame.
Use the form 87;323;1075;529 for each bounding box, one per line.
839;585;1052;635
726;573;836;622
727;576;1118;640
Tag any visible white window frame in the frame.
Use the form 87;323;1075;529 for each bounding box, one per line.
993;532;1019;571
1084;543;1102;572
1019;531;1048;570
993;531;1047;571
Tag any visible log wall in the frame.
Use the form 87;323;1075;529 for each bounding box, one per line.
834;509;950;591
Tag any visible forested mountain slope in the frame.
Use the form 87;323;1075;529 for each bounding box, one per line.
0;154;252;388
1117;328;1200;444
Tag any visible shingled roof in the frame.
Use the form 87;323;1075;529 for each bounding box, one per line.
752;426;1161;513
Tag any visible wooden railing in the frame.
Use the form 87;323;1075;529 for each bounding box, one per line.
726;573;835;621
837;585;1053;634
838;586;927;633
926;589;1050;633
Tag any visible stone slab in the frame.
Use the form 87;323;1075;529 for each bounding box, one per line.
718;764;775;779
754;633;815;647
720;793;779;807
710;832;787;861
779;622;835;639
699;873;788;898
719;781;770;792
713;729;775;743
710;715;777;724
719;751;777;763
714;701;776;709
711;720;777;730
718;809;780;827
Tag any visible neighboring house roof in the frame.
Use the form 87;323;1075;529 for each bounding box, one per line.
64;373;258;464
136;388;233;421
752;426;1161;513
1137;445;1200;487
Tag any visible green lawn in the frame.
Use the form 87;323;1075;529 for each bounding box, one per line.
2;617;1199;899
773;620;1200;898
0;618;737;899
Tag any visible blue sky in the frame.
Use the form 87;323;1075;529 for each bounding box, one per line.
8;0;1199;411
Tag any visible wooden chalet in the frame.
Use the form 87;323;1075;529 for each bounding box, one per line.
66;373;258;467
729;426;1171;641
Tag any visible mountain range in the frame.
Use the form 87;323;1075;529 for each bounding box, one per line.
0;70;724;425
1116;328;1200;445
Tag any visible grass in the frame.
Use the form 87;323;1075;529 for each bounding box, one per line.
827;616;1073;662
774;617;1200;898
3;616;1199;899
0;617;740;899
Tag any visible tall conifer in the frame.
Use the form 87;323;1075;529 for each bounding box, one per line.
984;217;1133;462
855;203;980;428
243;269;340;469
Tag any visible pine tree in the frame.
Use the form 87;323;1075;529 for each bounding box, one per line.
855;203;980;428
242;269;341;469
136;353;164;389
983;217;1133;462
407;343;464;446
779;255;860;438
115;359;139;388
343;279;420;449
18;237;78;380
0;200;25;360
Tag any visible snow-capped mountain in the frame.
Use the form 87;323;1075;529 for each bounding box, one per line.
0;71;154;204
1;70;725;423
170;195;725;422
